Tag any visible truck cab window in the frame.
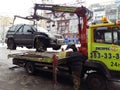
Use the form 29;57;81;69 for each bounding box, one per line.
94;30;105;43
94;27;112;44
113;31;118;44
94;27;119;45
104;32;112;44
97;33;104;43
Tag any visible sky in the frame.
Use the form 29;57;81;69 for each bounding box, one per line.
0;0;114;17
0;0;33;16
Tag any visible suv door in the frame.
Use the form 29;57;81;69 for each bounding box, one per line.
21;25;35;46
14;25;24;45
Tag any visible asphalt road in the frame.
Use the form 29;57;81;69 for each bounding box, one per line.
0;45;120;90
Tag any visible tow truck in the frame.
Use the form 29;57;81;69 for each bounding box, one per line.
8;4;120;90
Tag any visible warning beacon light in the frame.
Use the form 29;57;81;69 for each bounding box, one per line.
101;17;108;23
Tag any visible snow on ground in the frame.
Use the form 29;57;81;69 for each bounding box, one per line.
47;44;81;52
0;43;7;47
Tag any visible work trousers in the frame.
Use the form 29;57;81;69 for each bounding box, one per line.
72;71;81;90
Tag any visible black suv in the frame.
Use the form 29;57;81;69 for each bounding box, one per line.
5;24;63;52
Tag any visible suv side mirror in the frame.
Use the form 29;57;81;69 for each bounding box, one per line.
27;29;33;32
52;24;55;27
27;29;34;34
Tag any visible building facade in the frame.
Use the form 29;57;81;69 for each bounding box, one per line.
89;0;120;23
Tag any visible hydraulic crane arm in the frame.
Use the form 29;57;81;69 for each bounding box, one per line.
13;15;54;25
34;4;92;18
33;4;93;56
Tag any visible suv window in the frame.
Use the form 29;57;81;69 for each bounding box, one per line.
23;25;32;33
31;26;37;32
15;25;22;32
8;25;22;32
16;26;23;33
8;25;16;31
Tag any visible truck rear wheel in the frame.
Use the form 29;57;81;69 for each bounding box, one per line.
25;62;36;75
86;72;108;90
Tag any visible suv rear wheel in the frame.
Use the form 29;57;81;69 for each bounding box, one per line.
35;38;47;52
7;39;16;50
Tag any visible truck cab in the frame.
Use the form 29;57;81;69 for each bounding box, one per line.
85;20;120;90
88;22;120;71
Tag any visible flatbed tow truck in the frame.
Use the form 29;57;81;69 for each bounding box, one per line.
7;3;120;90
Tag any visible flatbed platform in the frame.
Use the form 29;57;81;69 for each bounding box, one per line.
8;52;53;63
8;51;67;65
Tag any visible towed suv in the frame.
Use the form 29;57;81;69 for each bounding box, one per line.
5;24;64;52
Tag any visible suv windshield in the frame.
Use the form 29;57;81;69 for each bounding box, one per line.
37;27;49;33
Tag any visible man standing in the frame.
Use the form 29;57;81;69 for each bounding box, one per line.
58;48;66;59
67;46;85;90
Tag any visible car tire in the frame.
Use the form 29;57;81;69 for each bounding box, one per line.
35;38;47;52
86;72;108;90
25;62;36;75
26;46;32;49
53;45;61;50
7;39;16;50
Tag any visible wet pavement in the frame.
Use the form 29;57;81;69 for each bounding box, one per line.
0;45;120;90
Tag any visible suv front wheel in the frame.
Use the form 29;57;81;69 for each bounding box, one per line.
35;38;47;52
52;45;61;50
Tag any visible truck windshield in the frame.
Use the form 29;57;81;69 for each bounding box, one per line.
94;27;120;45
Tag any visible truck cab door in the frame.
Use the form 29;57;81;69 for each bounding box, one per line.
88;26;120;71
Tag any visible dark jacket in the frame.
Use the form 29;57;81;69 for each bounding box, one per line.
67;51;86;71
